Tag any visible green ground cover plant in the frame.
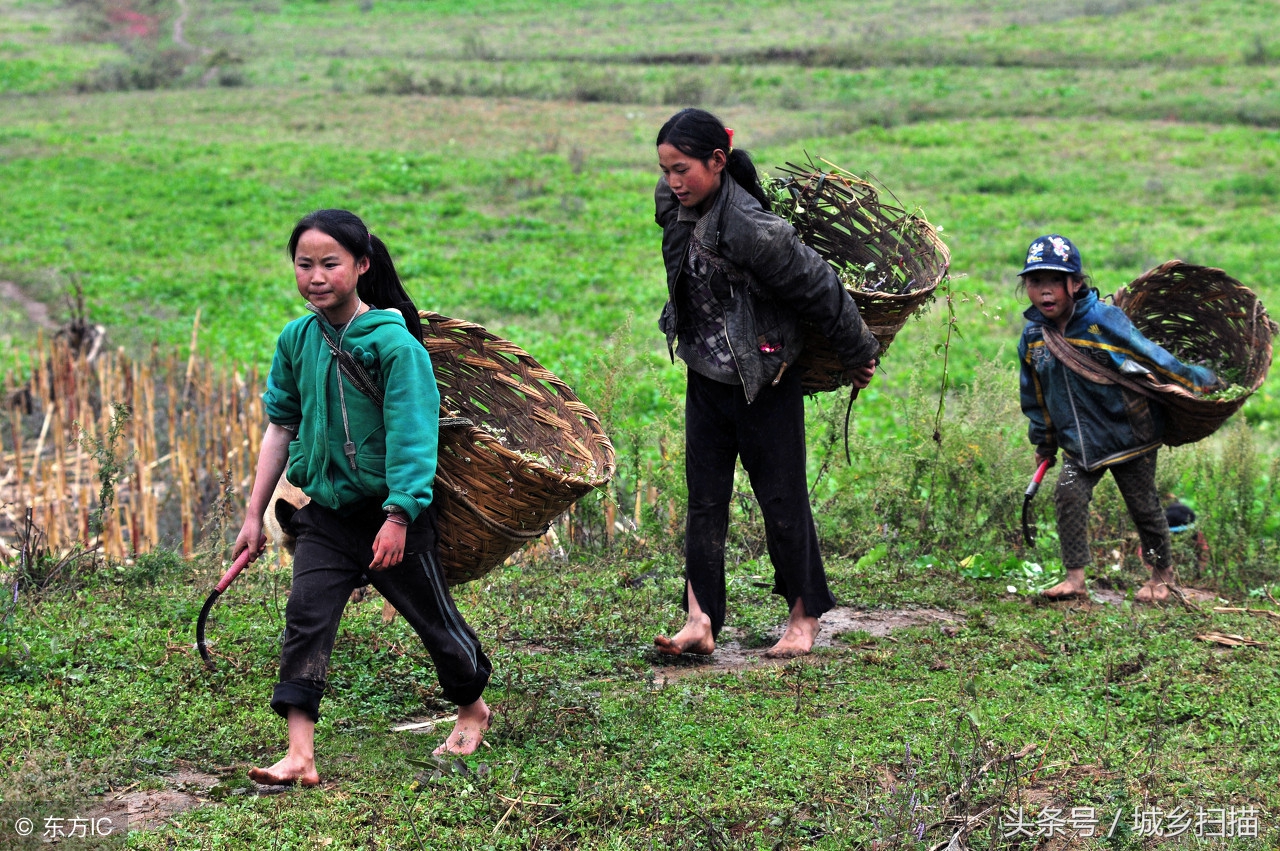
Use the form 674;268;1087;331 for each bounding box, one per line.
2;0;1279;847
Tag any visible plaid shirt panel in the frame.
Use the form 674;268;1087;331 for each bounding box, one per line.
681;240;737;376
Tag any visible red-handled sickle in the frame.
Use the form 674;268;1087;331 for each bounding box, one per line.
196;549;253;669
1021;458;1052;548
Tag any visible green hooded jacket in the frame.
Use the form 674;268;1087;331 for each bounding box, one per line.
263;308;440;521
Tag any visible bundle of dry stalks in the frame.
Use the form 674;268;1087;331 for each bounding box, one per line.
766;158;950;393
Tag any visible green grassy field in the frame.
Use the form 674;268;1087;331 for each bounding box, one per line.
2;0;1280;848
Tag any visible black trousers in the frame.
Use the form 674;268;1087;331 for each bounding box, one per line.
1055;450;1171;572
272;501;491;721
683;368;836;638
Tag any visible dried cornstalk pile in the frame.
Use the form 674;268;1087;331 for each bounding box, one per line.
1;329;263;560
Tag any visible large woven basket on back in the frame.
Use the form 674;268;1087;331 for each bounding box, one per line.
421;311;615;584
770;160;950;393
1113;260;1276;446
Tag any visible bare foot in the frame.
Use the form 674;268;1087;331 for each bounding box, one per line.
249;708;320;787
434;699;491;756
1040;568;1088;600
248;755;320;788
654;612;714;656
1136;568;1176;604
763;599;819;659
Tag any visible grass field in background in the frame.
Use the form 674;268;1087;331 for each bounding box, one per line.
2;1;1280;848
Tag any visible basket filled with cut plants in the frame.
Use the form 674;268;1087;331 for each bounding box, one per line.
420;311;615;584
1112;260;1276;446
767;158;951;394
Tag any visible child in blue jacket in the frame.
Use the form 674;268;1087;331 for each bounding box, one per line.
1016;234;1218;603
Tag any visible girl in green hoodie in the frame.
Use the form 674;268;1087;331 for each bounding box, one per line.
233;209;491;786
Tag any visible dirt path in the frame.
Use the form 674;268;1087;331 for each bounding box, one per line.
172;0;195;50
651;605;963;682
83;765;225;834
1088;586;1220;607
0;281;59;331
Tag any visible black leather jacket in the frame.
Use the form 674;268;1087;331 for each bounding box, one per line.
656;175;879;403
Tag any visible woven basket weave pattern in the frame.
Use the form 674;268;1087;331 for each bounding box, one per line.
1114;260;1276;446
776;165;950;393
421;312;615;584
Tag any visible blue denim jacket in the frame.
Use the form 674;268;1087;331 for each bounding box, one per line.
1018;289;1219;470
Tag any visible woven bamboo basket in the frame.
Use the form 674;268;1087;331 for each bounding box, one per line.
1113;260;1276;446
770;160;950;393
420;311;615;584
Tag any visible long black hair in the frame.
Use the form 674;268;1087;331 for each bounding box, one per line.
656;108;772;213
287;208;425;345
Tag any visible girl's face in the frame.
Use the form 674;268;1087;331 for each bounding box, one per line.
1024;271;1077;325
658;142;726;213
294;228;369;323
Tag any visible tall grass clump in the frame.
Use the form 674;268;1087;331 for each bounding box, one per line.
1163;419;1280;592
818;358;1028;567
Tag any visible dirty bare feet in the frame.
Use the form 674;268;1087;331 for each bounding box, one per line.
1136;566;1176;604
435;698;491;756
1041;567;1088;601
249;707;320;787
654;612;715;656
764;598;820;659
654;581;715;656
248;755;321;788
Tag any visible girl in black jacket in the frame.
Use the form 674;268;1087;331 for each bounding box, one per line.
651;109;879;659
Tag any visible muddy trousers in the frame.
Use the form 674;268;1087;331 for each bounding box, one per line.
272;501;491;722
682;368;836;638
1055;450;1171;572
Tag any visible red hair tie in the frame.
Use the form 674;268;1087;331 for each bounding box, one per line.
725;127;734;151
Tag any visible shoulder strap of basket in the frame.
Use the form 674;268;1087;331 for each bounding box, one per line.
314;316;386;408
1039;321;1163;401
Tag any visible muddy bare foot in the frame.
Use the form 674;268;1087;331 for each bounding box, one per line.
654;612;714;657
1040;581;1089;600
1040;568;1088;601
764;603;820;659
248;755;320;788
1136;568;1176;604
763;621;819;658
434;699;491;756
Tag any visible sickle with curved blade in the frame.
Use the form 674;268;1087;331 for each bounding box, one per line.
1022;458;1052;547
196;549;253;669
